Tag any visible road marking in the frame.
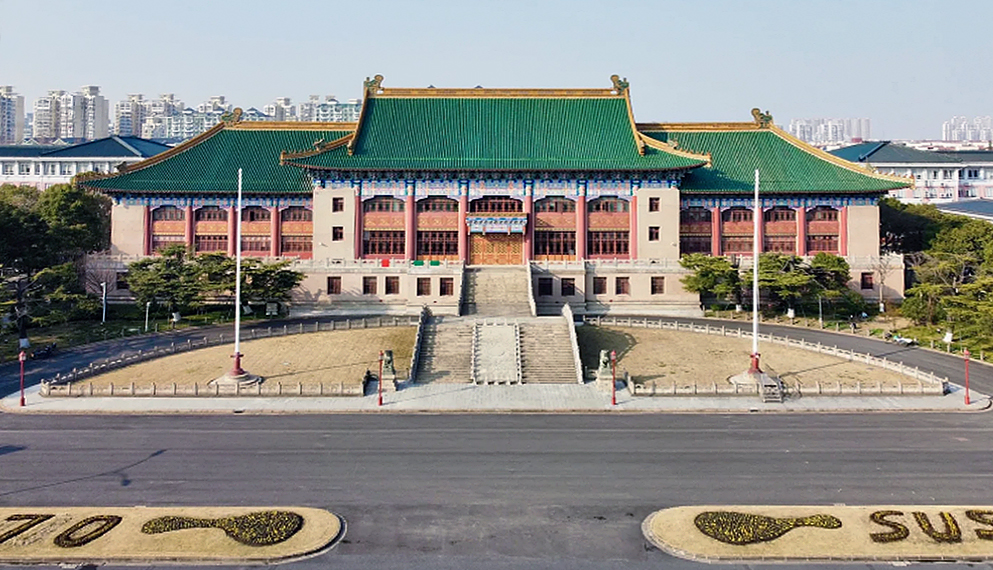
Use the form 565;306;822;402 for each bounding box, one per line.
0;506;343;565
644;505;993;562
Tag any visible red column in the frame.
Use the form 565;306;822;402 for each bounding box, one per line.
269;206;280;257
628;195;637;260
796;206;807;256
710;207;721;256
839;206;849;255
354;194;363;260
523;193;534;262
405;194;416;261
184;206;194;251
576;195;587;260
754;207;764;255
458;194;469;262
142;206;151;256
226;206;237;256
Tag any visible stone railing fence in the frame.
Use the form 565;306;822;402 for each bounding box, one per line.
40;315;420;397
525;263;537;317
42;380;365;398
585;315;948;397
406;307;429;385
562;303;585;385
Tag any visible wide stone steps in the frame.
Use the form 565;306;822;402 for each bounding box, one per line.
462;267;532;317
415;321;473;384
518;322;579;384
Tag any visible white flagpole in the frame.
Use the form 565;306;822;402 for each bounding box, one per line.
232;168;244;375
751;168;760;372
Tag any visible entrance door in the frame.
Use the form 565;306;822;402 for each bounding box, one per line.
469;234;523;265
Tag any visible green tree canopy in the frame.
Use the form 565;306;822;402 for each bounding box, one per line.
679;253;741;303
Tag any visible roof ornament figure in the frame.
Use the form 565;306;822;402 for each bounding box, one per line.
364;75;385;96
751;108;774;128
220;107;243;124
610;75;630;94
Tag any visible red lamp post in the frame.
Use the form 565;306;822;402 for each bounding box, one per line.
19;350;26;407
964;349;971;406
378;351;384;407
610;350;617;406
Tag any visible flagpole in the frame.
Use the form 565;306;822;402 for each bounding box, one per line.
231;167;244;376
751;168;761;373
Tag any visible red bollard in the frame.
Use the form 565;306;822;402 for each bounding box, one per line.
964;349;971;406
610;350;617;406
378;351;384;407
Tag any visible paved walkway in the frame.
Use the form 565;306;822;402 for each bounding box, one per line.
1;381;987;414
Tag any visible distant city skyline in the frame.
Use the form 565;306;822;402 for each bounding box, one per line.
2;0;991;140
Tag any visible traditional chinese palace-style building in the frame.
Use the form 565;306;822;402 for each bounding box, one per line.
82;76;910;317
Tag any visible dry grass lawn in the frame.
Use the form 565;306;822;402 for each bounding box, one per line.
577;325;922;391
76;328;415;390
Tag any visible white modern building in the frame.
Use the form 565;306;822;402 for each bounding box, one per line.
0;86;25;145
263;97;296;121
0;136;170;189
831;141;993;203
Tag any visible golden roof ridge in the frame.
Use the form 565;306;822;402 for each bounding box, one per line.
361;74;629;99
638;133;711;165
769;125;914;186
281;133;354;163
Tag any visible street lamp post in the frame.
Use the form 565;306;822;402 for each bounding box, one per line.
19;350;26;407
964;349;971;406
749;169;761;373
610;350;617;406
144;301;151;333
818;295;823;328
100;282;107;324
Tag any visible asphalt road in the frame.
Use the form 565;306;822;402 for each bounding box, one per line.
2;413;993;569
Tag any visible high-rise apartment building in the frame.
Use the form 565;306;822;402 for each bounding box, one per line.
115;94;148;137
298;95;362;123
263;97;296;121
788;117;870;145
0;86;25;144
33;90;65;142
942;116;993;141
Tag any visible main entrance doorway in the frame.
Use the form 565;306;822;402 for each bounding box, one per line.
469;234;523;265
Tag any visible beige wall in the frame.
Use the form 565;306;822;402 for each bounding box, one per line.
636;187;680;260
292;267;463;316
847;254;905;302
313;185;357;262
846;205;880;257
110;203;145;256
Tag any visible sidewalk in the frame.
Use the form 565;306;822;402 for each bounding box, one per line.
2;381;987;414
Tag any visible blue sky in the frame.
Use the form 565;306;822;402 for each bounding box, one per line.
1;0;990;139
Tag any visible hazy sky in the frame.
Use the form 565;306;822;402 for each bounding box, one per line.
2;0;990;139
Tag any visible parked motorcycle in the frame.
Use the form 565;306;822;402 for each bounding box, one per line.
31;342;57;359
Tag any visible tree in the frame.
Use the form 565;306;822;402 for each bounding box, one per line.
757;253;812;309
125;245;203;314
35;183;112;258
680;254;741;304
242;259;305;304
808;253;851;292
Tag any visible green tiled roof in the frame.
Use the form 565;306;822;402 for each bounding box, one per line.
82;127;352;194
286;97;706;172
642;129;910;194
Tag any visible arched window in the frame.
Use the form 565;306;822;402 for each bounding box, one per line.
722;207;753;223
764;207;796;222
152;205;184;221
195;206;227;221
416;197;458;212
470;197;522;213
281;206;313;222
363;197;405;212
534;197;576;213
680;207;711;224
241;206;271;222
807;206;839;222
587;197;629;213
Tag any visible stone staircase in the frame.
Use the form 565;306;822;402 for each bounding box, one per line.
519;318;581;384
415;317;474;383
462;267;532;317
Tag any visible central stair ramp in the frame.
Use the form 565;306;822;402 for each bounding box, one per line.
470;319;523;384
